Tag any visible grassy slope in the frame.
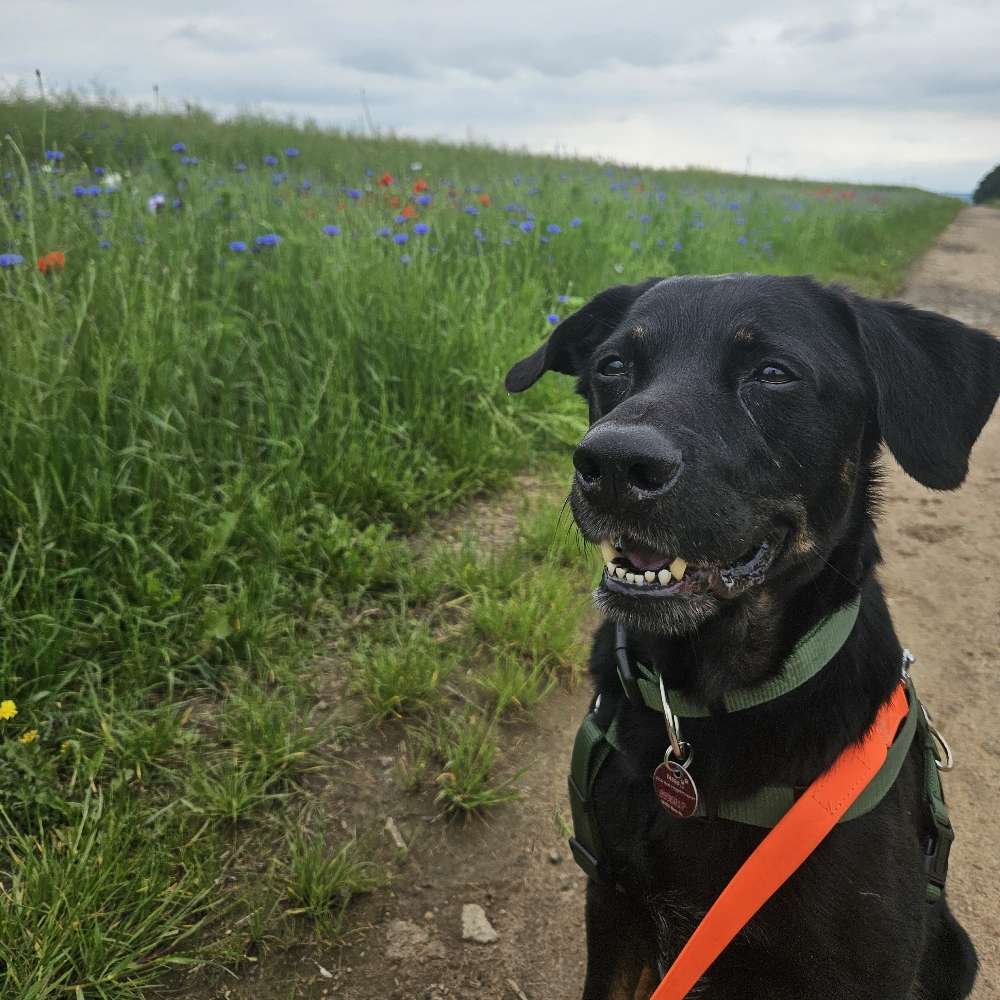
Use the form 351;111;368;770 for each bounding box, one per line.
0;94;961;997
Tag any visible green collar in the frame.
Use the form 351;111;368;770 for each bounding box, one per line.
627;597;862;717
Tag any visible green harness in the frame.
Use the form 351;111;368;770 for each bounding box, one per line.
567;599;955;902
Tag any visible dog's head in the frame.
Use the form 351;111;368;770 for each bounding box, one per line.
506;275;999;636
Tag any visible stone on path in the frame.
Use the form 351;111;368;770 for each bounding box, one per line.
461;903;499;943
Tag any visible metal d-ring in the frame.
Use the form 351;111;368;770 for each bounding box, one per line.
922;705;955;772
658;673;687;763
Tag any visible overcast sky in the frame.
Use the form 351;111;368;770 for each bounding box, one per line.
2;0;997;192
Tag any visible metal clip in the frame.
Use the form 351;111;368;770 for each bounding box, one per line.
922;705;955;771
901;648;915;680
658;673;689;764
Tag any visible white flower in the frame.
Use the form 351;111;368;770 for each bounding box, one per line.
102;172;123;192
409;161;422;172
147;192;166;214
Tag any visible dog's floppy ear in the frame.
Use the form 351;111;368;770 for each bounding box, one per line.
504;278;662;393
844;290;1000;489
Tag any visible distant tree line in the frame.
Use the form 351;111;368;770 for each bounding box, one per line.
972;164;1000;204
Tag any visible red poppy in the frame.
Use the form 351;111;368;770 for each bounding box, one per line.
390;195;401;208
413;178;429;193
401;204;417;219
37;250;65;274
379;172;393;187
478;193;491;207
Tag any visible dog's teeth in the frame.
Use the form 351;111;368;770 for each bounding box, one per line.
644;571;655;583
635;575;645;586
624;572;636;584
669;557;687;581
658;569;671;585
600;541;617;563
615;567;626;580
606;561;616;575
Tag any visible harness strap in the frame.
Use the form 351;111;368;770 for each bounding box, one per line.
685;677;919;825
567;708;623;883
650;682;910;1000
633;598;862;717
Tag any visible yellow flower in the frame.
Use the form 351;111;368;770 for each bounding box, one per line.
19;729;38;744
0;699;17;721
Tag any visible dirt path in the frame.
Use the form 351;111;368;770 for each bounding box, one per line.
203;207;999;1000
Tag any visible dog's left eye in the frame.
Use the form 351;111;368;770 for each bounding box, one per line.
597;356;627;377
753;364;796;385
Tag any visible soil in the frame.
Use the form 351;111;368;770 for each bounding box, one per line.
184;207;1000;1000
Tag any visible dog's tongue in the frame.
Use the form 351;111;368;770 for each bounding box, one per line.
622;543;670;573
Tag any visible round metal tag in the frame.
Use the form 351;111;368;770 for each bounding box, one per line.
652;759;699;819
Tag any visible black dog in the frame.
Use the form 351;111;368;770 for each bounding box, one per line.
505;275;999;999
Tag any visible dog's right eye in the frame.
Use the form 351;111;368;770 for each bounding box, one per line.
597;357;627;377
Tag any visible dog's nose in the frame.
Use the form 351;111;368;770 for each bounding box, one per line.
573;424;682;502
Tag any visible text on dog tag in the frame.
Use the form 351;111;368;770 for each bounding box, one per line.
653;758;699;819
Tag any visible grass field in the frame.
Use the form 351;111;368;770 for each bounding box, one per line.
0;92;962;997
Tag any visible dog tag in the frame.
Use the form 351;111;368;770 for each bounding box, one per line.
653;754;699;819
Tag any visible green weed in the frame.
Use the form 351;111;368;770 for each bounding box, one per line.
352;618;457;718
284;830;383;936
429;710;525;815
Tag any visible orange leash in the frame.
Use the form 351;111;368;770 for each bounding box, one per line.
650;682;910;1000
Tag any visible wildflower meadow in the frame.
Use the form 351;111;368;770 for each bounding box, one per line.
0;93;961;997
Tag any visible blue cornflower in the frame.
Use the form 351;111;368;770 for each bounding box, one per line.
672;240;684;251
347;188;362;200
737;235;749;245
98;240;112;250
0;253;24;267
285;147;300;157
171;142;187;153
272;172;287;186
463;205;479;216
630;240;641;251
540;237;550;245
235;162;248;173
44;149;64;162
394;214;407;224
473;228;485;241
557;294;570;303
399;253;412;264
94;166;105;176
255;233;281;247
519;220;534;233
416;194;432;206
502;238;513;246
172;197;183;209
322;224;341;236
728;201;740;210
376;226;392;237
73;185;88;197
413;222;430;235
569;217;582;228
229;240;247;252
263;154;278;166
300;180;312;192
640;214;652;224
656;239;665;249
86;185;101;196
394;232;409;245
181;155;198;166
546;223;561;234
547;314;560;324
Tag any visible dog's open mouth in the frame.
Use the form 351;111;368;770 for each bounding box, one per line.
599;535;781;600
